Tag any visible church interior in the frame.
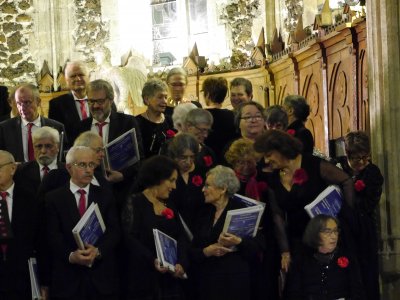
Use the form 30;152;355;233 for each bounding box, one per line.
1;0;400;298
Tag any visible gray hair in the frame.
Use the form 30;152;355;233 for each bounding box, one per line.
0;150;15;163
32;126;60;144
167;133;199;159
172;102;197;131
66;146;93;164
64;61;88;77
184;108;213;127
74;131;102;147
142;79;168;102
283;95;310;122
207;165;240;197
14;83;40;103
87;79;114;101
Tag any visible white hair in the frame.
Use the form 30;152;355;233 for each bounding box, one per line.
172;102;197;131
32;126;60;144
65;146;93;164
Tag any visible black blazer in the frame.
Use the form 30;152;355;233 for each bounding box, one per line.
48;93;82;147
0;182;39;297
14;160;65;195
44;184;120;298
78;110;144;159
0;116;66;162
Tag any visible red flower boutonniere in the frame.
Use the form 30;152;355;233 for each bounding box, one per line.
287;129;296;136
292;168;308;185
192;175;203;187
354;179;366;192
203;155;213;167
166;129;176;138
337;256;349;268
161;208;174;219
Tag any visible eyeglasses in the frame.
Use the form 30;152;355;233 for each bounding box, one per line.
348;155;370;162
34;143;55;150
16;100;34;107
177;155;195;162
240;115;264;123
320;228;340;236
168;82;186;87
193;125;212;135
88;98;108;106
0;162;13;169
71;162;97;169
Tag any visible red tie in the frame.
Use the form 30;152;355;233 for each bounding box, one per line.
0;192;9;260
42;166;49;176
27;123;34;161
77;100;88;120
95;122;108;137
77;189;87;217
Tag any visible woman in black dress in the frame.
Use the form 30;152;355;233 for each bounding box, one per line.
341;131;384;300
136;79;174;158
254;130;356;271
283;95;314;154
121;156;188;300
167;133;206;232
202;77;238;163
284;215;365;300
190;165;262;300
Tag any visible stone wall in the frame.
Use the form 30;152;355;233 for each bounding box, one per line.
0;0;36;85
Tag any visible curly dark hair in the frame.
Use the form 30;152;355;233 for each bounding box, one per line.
202;77;228;104
134;155;178;191
253;130;303;159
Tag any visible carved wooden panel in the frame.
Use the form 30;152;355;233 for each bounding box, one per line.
267;58;298;105
301;69;326;153
356;21;369;134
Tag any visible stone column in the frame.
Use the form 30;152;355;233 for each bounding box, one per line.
367;0;400;299
265;0;276;42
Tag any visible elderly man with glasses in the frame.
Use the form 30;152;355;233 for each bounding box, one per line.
0;84;65;162
44;145;120;300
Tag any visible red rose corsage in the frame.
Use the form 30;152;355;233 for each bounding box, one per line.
203;155;213;167
166;129;176;138
292;168;308;185
354;179;366;192
191;175;203;187
337;256;349;268
287;129;296;136
161;208;174;219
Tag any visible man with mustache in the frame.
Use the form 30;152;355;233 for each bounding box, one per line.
15;126;63;194
44;146;120;299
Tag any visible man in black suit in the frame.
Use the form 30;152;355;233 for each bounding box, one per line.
80;79;144;204
0;84;66;162
45;146;120;299
15;126;64;194
0;150;39;300
48;61;90;145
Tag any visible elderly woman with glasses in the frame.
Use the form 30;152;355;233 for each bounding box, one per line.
339;131;383;300
284;214;365;300
190;165;263;300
